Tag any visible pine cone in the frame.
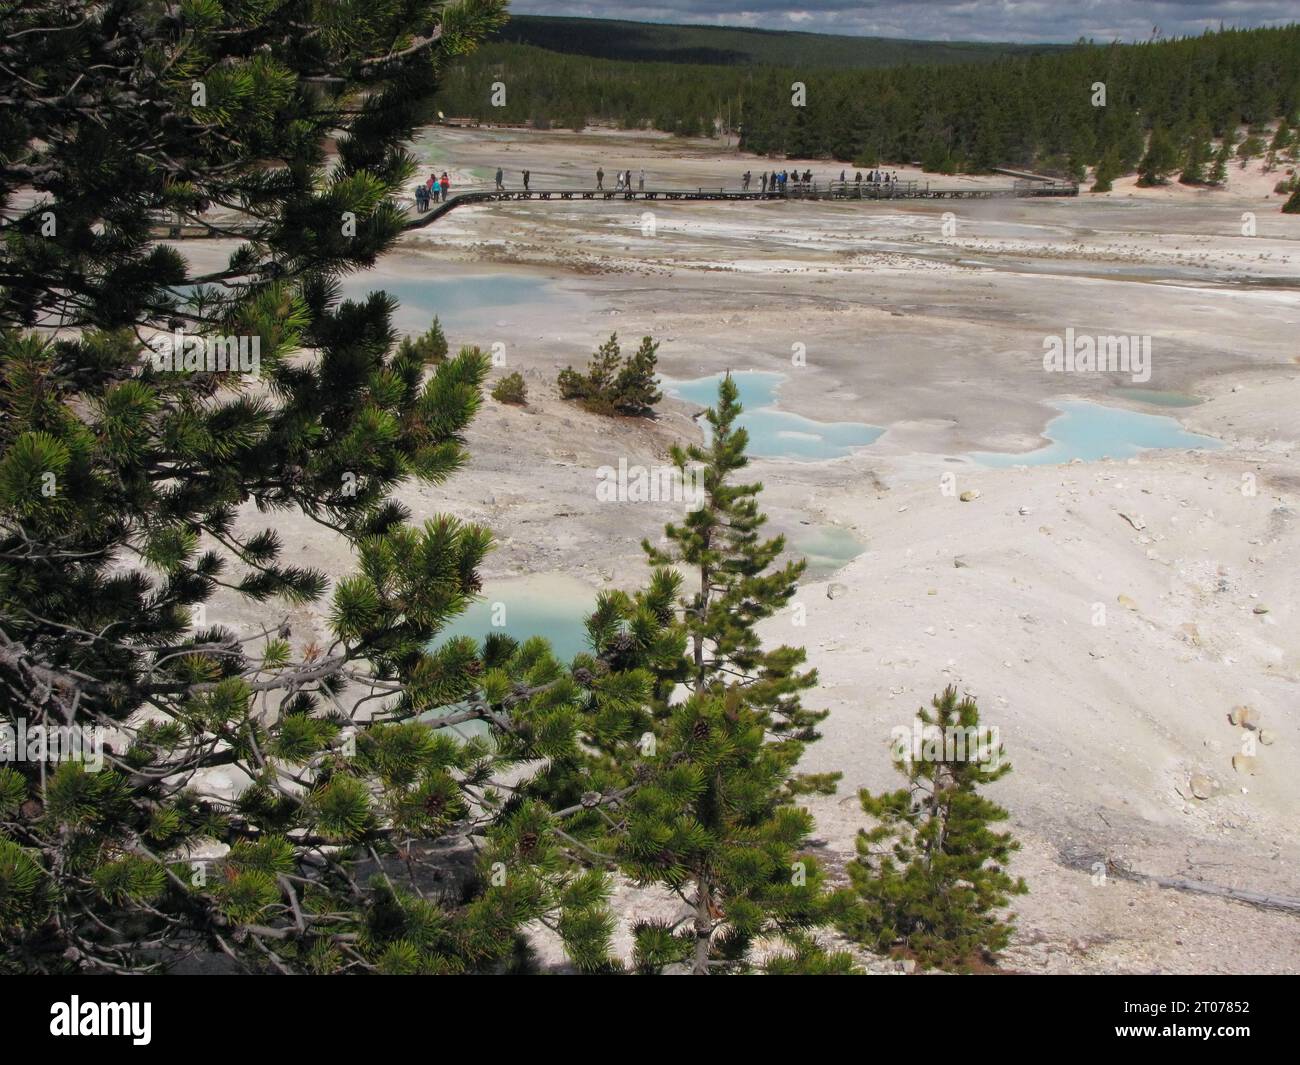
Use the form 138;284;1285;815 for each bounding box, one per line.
692;718;711;741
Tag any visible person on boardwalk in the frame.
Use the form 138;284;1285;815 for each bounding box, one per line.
638;168;645;191
415;185;426;212
855;170;862;186
760;171;768;193
440;171;450;200
596;167;604;190
522;169;530;191
494;167;503;191
742;170;751;190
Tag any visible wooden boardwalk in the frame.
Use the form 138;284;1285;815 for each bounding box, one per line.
151;178;1078;238
408;177;1078;227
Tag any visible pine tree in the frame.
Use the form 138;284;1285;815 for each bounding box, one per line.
611;336;663;415
1137;126;1179;185
0;0;647;975
841;686;1027;972
1091;146;1122;192
557;332;661;417
557;332;623;411
613;375;850;974
1209;142;1232;185
1237;134;1267;165
1179;132;1213;185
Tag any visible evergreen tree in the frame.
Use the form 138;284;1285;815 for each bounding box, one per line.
611;336;663;415
1179;131;1213;185
557;333;661;417
557;332;623;410
841;686;1027;972
395;318;450;364
1209;141;1232;185
0;0;650;975
1091;146;1122;192
1284;185;1300;214
1137;126;1179;185
1237;133;1267;164
614;376;849;974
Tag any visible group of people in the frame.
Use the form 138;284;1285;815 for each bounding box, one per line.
593;167;646;191
414;170;452;211
744;168;903;194
749;169;812;193
838;168;899;186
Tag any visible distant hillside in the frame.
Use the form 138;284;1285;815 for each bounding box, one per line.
492;15;1067;69
439;22;1300;181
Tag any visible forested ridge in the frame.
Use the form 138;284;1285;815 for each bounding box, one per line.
436;25;1300;177
490;14;1064;69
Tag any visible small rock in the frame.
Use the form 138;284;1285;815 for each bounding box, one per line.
953;556;969;568
959;489;981;502
1117;594;1139;611
1253;604;1269;615
826;582;848;600
1188;772;1220;800
1258;728;1276;746
1119;512;1147;531
1018;505;1031;516
1232;753;1257;775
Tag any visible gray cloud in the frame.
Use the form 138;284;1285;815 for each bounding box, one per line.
507;1;1297;43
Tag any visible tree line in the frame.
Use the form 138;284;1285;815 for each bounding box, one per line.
435;25;1300;181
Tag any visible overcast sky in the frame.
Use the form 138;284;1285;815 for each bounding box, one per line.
508;1;1297;44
